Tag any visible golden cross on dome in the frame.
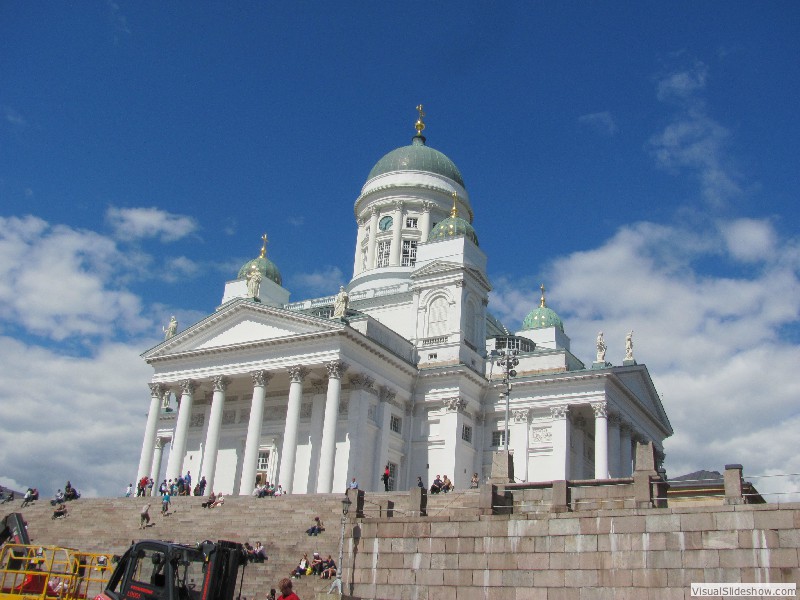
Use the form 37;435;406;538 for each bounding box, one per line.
260;233;268;258
540;284;547;308
450;191;459;218
415;104;426;135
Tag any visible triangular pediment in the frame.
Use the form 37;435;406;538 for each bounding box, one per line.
143;300;343;359
615;368;673;434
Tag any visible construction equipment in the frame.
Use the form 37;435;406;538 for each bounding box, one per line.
0;542;112;600
95;540;247;600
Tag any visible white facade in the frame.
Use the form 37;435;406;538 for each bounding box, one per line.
138;120;672;495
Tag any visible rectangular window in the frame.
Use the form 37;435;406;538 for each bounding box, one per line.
377;240;390;268
257;450;270;471
401;240;417;267
492;430;510;448
462;424;473;443
387;461;398;491
405;217;418;229
390;414;402;434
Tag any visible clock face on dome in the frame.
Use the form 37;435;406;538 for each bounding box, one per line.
379;216;393;231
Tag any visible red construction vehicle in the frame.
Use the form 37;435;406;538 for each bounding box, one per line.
94;540;247;600
1;514;247;600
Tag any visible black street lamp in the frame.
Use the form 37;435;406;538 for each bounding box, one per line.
329;495;352;595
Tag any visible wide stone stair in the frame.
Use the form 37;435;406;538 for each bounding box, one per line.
8;494;359;600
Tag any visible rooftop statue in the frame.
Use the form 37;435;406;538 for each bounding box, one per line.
333;286;349;319
163;316;178;340
596;331;607;363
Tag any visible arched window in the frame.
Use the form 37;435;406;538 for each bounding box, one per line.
427;297;449;337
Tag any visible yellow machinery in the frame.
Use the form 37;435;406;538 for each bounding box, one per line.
0;543;113;600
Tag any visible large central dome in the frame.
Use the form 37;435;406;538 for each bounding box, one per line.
366;134;465;187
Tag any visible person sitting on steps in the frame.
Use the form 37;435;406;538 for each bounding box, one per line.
306;516;324;536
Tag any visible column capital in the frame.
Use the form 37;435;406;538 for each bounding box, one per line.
288;365;310;383
179;379;200;395
393;199;404;211
550;405;569;420
148;382;164;398
591;402;607;418
378;386;396;404
251;370;273;388
421;200;433;213
619;419;633;433
443;397;467;413
348;373;375;391
512;408;530;423
326;360;347;380
211;375;231;392
154;437;166;450
608;413;622;426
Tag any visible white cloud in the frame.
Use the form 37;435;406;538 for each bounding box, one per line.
656;61;708;102
2;105;26;127
649;61;742;207
0;215;152;341
720;218;776;263
0;337;153;499
290;266;345;297
491;219;800;500
578;111;617;136
106;206;199;243
161;256;201;282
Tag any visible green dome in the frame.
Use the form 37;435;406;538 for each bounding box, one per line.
238;255;282;286
429;214;479;246
521;286;564;332
366;135;465;187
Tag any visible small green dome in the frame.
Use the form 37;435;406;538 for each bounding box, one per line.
521;286;564;332
367;135;465;187
429;214;479;246
238;237;282;286
238;256;282;286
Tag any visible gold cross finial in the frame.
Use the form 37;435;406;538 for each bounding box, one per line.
450;191;458;218
260;233;268;258
540;284;547;308
415;104;426;136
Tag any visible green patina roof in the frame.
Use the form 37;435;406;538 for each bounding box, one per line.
521;286;564;332
429;214;479;246
366;135;465;187
238;255;282;286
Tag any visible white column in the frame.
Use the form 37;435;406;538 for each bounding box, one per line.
149;437;166;495
510;408;531;482
137;383;163;482
352;219;365;277
366;207;378;270
592;402;608;479
201;375;230;494
374;387;395;490
389;201;403;266
420;201;432;243
317;361;346;493
279;366;308;493
572;416;586;480
607;414;621;478
619;421;633;477
167;379;198;482
239;370;272;495
550;405;571;479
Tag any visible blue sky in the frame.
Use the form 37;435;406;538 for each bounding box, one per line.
1;2;799;500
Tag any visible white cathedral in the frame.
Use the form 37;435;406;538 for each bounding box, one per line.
136;109;672;496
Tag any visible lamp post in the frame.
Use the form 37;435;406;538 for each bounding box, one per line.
329;495;352;595
492;346;519;452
